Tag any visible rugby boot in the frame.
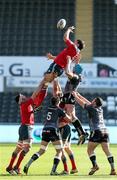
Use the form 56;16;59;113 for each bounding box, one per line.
110;169;116;175
70;168;78;174
23;165;29;175
6;167;15;175
13;166;21;175
50;171;60;175
60;170;69;175
88;165;99;175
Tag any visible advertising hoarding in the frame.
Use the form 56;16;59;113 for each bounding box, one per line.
0;125;117;144
0;56;97;78
6;76;117;89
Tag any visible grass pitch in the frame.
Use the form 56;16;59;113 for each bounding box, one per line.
0;143;117;180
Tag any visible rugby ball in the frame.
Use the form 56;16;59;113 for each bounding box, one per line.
57;19;66;30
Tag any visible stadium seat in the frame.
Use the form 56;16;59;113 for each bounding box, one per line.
0;0;75;56
0;92;117;126
93;0;117;57
107;105;115;112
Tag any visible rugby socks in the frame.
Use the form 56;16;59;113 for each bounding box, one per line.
69;154;77;170
7;152;17;169
62;156;69;172
107;155;115;170
89;154;97;167
14;150;26;169
51;156;60;172
72;119;85;136
26;153;40;168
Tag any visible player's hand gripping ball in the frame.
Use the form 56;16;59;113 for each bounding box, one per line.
57;19;66;30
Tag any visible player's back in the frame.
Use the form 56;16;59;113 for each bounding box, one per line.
85;105;106;131
44;105;65;129
54;40;77;68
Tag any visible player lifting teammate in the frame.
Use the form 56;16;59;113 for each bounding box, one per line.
32;26;85;100
48;54;88;144
72;92;116;176
6;88;47;175
23;96;72;175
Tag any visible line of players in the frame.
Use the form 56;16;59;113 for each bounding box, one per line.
6;26;116;176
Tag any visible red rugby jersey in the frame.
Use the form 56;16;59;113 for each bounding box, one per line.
20;98;34;125
54;39;78;68
33;88;47;107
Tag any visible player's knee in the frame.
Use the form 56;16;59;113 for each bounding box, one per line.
23;145;30;155
44;73;55;82
54;144;63;151
22;148;29;156
64;146;70;152
17;142;23;149
56;150;62;158
40;145;48;153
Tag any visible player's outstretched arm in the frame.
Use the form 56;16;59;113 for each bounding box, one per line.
63;26;75;42
52;79;63;97
72;91;91;108
76;92;91;105
65;55;74;79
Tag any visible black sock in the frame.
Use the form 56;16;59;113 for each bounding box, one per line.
107;156;115;170
51;157;60;172
90;154;97;167
31;153;39;161
26;153;40;168
72;119;85;136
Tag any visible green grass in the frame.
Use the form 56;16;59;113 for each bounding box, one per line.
0;144;117;180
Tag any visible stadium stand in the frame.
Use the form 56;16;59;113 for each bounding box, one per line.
93;0;117;57
0;92;117;126
0;0;75;56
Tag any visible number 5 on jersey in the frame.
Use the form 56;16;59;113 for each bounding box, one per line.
47;112;52;121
